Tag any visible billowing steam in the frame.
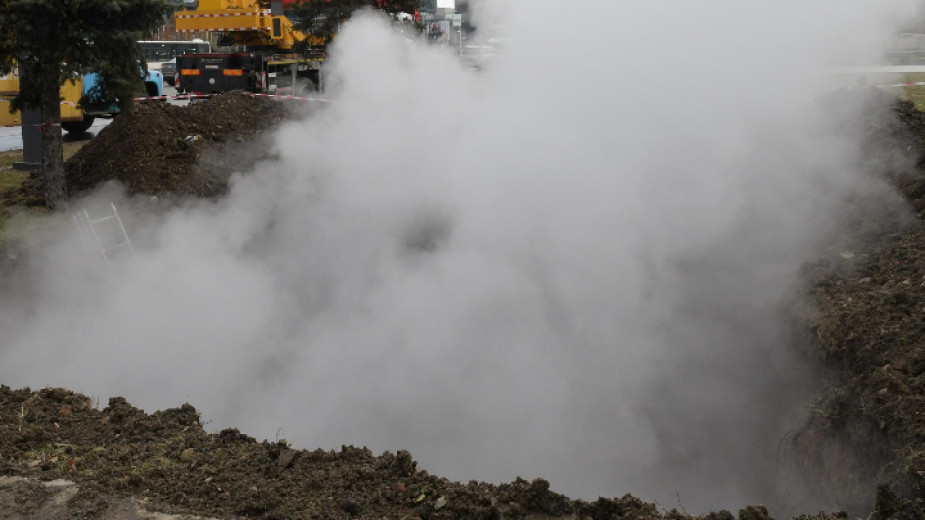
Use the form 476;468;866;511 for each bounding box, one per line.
0;0;918;515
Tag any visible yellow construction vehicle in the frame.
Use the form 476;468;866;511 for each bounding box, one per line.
175;0;325;96
0;60;164;135
0;68;96;134
176;0;325;51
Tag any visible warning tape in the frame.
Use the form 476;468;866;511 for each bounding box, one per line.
248;92;331;102
879;81;925;88
0;91;330;127
131;92;331;102
132;94;212;101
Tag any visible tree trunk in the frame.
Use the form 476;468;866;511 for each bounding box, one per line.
40;70;66;210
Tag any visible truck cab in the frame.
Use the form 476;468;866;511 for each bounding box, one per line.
79;66;164;124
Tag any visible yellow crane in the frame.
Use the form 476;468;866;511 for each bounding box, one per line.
175;0;325;52
173;0;325;96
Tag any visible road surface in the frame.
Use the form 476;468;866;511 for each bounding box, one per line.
0;117;113;153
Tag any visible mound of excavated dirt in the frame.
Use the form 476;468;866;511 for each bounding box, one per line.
63;91;297;198
0;385;712;520
787;89;925;515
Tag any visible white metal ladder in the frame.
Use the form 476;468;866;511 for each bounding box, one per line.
73;202;134;273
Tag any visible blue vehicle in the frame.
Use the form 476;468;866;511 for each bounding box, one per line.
62;67;163;133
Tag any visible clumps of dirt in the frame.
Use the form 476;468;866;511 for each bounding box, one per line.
63;92;298;199
790;90;925;513
0;385;741;520
873;97;925;217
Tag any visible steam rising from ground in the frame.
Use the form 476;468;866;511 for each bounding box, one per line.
1;1;919;514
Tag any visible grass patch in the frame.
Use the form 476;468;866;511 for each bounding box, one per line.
0;140;86;170
908;88;925;112
0;149;23;170
0;168;27;193
63;140;86;161
0;140;89;196
897;73;925;112
0;209;60;245
0;139;90;247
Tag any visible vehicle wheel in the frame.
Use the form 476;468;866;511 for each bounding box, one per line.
297;81;316;97
62;117;95;134
144;81;159;97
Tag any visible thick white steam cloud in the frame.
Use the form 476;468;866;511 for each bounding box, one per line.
1;0;919;514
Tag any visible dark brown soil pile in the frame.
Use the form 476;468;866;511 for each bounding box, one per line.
789;89;925;515
63;91;296;198
0;385;720;520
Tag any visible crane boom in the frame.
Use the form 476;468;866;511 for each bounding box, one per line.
175;0;320;51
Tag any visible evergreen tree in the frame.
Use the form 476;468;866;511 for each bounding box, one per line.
0;0;172;209
290;0;420;43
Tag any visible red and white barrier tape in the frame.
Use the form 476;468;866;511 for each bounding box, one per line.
132;94;212;101
132;92;331;102
2;91;332;127
247;92;331;102
879;81;925;88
